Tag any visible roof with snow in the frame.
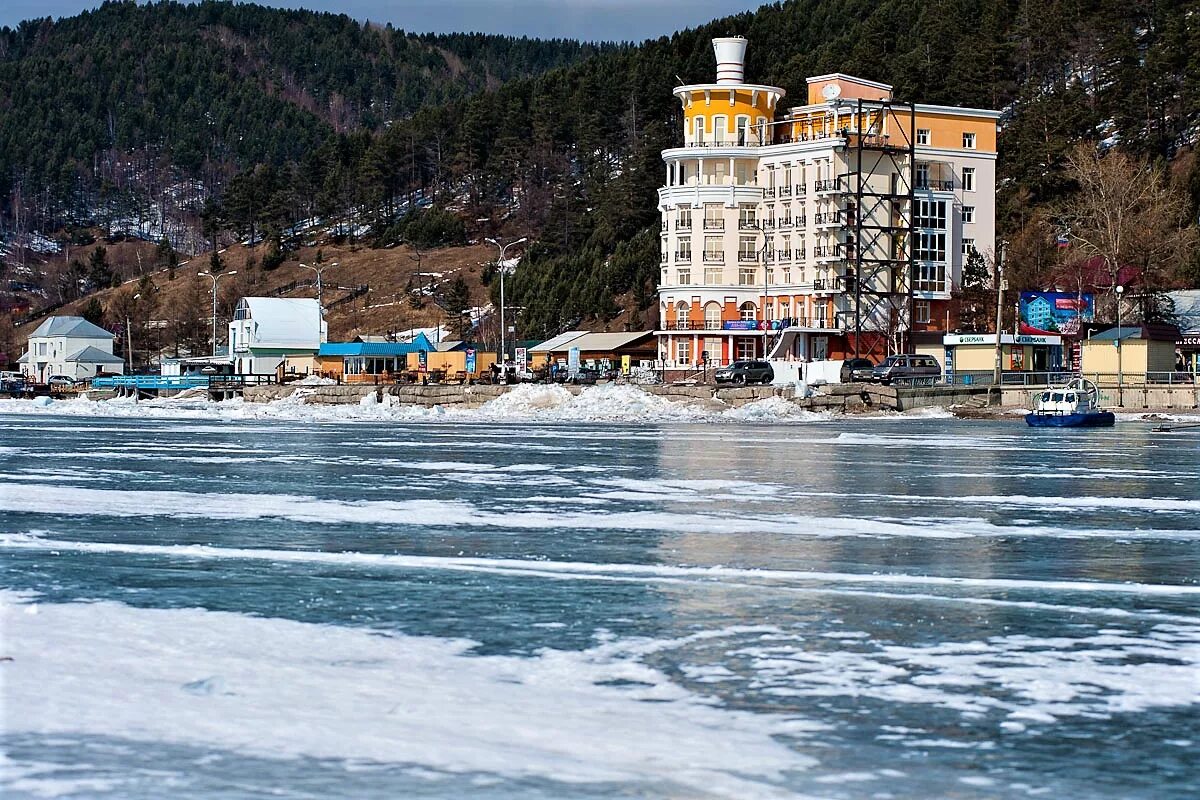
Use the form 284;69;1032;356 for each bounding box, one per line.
1168;290;1200;334
1088;324;1180;342
27;316;114;340
234;298;324;348
528;331;588;353
65;345;124;364
558;331;656;352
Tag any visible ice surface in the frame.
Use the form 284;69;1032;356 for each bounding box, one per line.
0;591;811;798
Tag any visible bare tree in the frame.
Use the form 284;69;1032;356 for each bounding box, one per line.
1056;144;1196;321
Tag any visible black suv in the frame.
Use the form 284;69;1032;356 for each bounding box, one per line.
840;358;875;383
714;360;774;385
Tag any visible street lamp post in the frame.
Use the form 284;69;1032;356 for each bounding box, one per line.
125;292;141;373
299;261;338;309
485;236;528;363
198;269;238;357
1115;284;1125;402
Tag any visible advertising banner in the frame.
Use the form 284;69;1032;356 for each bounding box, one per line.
465;348;476;374
1019;292;1094;334
621;354;631;373
417;350;428;373
515;347;527;374
722;320;758;331
567;347;581;377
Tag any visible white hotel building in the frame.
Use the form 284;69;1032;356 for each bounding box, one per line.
657;37;1000;367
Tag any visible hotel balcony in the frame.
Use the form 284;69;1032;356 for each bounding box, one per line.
813;212;843;229
703;252;724;263
814;178;844;195
738;252;759;263
703;220;725;231
738;220;760;230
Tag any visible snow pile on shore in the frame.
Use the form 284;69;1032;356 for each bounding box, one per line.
0;384;844;425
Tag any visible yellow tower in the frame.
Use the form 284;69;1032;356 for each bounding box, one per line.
673;37;784;146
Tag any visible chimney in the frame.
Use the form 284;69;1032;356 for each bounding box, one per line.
712;37;747;85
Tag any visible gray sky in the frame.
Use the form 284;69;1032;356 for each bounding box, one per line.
0;1;762;42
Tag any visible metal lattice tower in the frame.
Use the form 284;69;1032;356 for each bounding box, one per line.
845;98;916;360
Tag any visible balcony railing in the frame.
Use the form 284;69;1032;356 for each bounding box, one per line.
778;217;793;228
795;184;807;196
764;187;776;198
916;179;955;192
779;185;792;197
738;252;758;262
763;219;775;230
660;252;668;264
703;252;723;263
814;178;844;193
660;222;668;231
812;246;841;258
675;252;692;262
677;221;692;230
738;220;759;230
813;212;842;226
795;216;806;227
703;220;724;231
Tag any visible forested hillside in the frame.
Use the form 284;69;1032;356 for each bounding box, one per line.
4;0;1200;343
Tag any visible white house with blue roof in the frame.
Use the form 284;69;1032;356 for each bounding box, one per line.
19;316;125;382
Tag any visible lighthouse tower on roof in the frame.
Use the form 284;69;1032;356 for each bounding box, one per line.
672;37;785;147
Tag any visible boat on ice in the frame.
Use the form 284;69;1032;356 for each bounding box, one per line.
1025;379;1115;428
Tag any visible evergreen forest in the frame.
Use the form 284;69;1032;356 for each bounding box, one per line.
3;0;1200;339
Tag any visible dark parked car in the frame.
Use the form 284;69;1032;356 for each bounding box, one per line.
714;360;774;385
872;354;941;385
840;358;876;383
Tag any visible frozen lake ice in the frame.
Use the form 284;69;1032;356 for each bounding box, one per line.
1;397;1198;798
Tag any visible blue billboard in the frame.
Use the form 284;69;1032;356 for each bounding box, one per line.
1019;292;1094;334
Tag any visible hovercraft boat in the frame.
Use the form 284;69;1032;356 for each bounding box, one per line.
1025;378;1115;427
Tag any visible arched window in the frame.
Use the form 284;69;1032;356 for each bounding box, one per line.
676;302;690;325
739;302;757;321
713;115;727;142
704;302;722;330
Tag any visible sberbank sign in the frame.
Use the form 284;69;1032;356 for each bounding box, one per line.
944;333;1061;346
956;335;988;344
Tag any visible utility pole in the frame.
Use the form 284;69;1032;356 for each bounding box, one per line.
198;270;238;357
485;236;528;364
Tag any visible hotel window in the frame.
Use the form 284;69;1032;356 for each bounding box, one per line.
916;199;947;229
916;128;930;146
736;116;749;146
738;236;758;261
736;339;756;360
676;339;691;363
739;267;758;286
782;269;792;284
704;338;723;363
677;268;691;286
739;302;757;320
703;236;723;262
677;207;692;230
962;167;975;191
915;162;930;189
962;238;976;257
916;232;946;262
705;304;722;330
713;115;728;142
675;302;690;324
962;132;976;149
738;204;757;229
676;237;691;261
704;205;723;230
914;300;931;324
962;205;975;223
694;117;705;143
704;266;723;284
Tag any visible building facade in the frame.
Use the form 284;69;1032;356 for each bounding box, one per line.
18;316;125;381
228;297;327;375
656;37;999;368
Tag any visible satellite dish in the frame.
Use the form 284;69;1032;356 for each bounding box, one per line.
822;83;842;100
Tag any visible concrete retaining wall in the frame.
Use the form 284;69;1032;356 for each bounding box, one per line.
244;381;917;413
1001;385;1200;410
